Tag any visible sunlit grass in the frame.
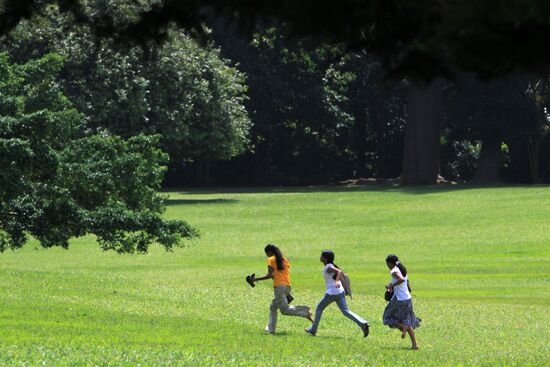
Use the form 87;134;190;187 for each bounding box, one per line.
1;185;549;366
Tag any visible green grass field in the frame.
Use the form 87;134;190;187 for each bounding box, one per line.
1;185;549;366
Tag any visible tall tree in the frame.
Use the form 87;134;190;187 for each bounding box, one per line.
0;52;197;252
2;3;251;185
4;1;550;185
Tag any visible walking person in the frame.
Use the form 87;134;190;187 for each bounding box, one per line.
383;254;421;350
251;244;313;333
305;250;370;337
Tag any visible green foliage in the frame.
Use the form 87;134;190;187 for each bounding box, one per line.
212;23;372;184
145;29;250;163
323;52;408;178
0;52;197;252
2;2;251;169
7;0;550;80
4;2;550;186
210;22;408;184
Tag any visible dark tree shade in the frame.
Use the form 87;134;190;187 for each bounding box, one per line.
4;1;550;79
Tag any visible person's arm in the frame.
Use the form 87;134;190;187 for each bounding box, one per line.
253;266;274;283
326;265;342;287
390;271;406;287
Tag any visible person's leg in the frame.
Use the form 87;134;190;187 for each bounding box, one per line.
266;288;282;333
278;286;311;319
307;294;334;335
335;293;369;331
393;322;409;338
407;326;419;349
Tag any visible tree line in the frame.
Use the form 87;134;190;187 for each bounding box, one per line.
179;20;550;186
2;1;550;251
3;2;550;188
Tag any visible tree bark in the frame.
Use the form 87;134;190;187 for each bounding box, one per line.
400;80;442;185
473;138;501;183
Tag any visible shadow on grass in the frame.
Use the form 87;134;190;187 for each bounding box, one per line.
167;183;547;196
261;331;288;336
307;334;348;340
379;345;419;351
165;198;239;206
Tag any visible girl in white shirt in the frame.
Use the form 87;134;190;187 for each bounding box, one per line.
305;250;369;337
382;254;421;349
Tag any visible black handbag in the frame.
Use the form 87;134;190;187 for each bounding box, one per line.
384;287;393;301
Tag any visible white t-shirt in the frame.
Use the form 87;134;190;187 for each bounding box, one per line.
323;264;345;295
390;266;411;301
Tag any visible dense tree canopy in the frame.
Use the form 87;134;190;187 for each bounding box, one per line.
0;52;197;252
2;2;251;167
1;0;550;194
4;1;550;80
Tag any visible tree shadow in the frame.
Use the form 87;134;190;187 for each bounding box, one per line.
168;183;545;196
165;198;239;205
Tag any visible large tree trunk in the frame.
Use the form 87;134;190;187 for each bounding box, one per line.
473;138;501;183
400;80;442;185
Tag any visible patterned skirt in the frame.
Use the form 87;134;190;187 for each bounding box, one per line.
383;297;421;329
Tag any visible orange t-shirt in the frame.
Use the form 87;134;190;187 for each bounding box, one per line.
267;256;291;287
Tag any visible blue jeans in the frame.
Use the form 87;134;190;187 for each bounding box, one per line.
308;292;368;335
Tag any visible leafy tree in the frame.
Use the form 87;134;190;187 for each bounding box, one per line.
2;3;251;185
208;21;409;185
323;52;407;179
0;52;197;252
144;29;250;178
5;1;548;79
208;23;349;185
5;1;550;186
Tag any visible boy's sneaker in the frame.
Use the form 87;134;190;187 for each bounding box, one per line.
304;328;316;336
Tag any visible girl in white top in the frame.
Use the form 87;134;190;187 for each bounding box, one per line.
391;265;411;301
382;254;421;350
305;250;369;337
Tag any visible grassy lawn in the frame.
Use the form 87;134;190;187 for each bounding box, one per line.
1;185;549;366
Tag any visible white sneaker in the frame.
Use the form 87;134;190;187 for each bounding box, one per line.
264;326;275;334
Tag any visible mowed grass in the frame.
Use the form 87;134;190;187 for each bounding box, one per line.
1;185;549;366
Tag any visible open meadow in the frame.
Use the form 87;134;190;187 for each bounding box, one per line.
1;185;549;366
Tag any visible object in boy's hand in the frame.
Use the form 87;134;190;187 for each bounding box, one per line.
246;273;256;287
